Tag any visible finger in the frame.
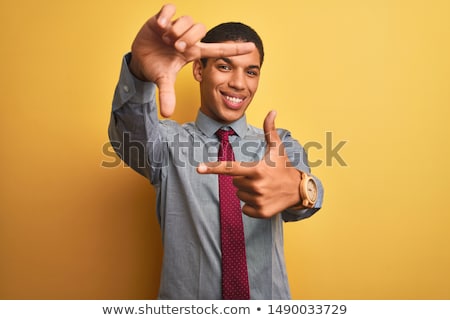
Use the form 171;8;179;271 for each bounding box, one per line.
162;15;195;48
263;110;281;146
156;4;177;29
232;176;259;193
197;161;258;176
155;76;176;118
174;23;207;52
236;190;261;208
241;204;262;219
197;41;256;58
262;110;292;166
170;15;194;36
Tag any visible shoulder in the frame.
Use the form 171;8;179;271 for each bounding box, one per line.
246;124;296;142
157;119;198;137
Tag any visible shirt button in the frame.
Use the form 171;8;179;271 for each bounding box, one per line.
123;85;129;93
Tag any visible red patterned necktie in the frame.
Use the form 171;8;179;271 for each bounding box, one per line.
216;128;250;300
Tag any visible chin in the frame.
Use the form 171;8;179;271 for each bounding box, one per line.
219;111;244;124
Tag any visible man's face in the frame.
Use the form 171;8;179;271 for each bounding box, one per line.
193;42;261;124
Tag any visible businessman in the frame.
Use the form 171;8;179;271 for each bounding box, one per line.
109;4;323;299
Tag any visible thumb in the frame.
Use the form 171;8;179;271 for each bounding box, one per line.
263;110;282;148
263;110;291;168
156;76;176;118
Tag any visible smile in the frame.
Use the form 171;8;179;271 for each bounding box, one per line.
225;95;244;104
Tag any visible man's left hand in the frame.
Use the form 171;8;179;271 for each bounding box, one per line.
197;111;302;218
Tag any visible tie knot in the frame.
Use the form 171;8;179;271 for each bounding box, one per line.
216;128;236;142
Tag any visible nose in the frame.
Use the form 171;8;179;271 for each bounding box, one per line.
228;70;245;91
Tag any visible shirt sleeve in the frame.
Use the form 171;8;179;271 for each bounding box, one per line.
278;129;324;222
108;53;165;185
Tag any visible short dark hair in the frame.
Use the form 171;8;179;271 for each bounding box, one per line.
200;22;264;67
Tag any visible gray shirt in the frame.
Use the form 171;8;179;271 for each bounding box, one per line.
109;54;324;299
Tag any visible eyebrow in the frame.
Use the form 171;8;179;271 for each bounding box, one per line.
216;57;261;70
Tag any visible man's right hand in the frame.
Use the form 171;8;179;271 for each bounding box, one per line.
129;4;256;118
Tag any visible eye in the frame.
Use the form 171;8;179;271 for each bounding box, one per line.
217;64;231;71
247;69;259;77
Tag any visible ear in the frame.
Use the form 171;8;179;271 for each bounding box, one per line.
192;60;203;82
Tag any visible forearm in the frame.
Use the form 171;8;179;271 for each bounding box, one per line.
108;53;162;181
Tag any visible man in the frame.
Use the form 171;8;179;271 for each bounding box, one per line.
109;4;323;299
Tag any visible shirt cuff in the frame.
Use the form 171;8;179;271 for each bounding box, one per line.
282;173;324;222
114;53;156;109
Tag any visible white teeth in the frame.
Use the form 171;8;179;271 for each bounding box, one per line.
225;96;243;104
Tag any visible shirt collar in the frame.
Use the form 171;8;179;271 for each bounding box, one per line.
195;110;248;138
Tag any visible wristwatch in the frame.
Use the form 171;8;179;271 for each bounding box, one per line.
291;171;318;209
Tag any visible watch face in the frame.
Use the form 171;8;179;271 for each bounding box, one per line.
307;178;317;202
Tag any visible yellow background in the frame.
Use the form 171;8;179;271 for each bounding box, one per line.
1;0;449;299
